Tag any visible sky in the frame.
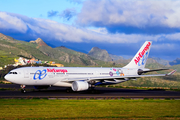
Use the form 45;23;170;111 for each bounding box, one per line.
0;0;180;60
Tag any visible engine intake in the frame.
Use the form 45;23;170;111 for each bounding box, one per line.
72;81;89;91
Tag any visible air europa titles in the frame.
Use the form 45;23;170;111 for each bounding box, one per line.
33;68;68;80
134;42;151;65
47;68;68;73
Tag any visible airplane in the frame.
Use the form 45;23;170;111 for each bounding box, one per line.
4;41;176;93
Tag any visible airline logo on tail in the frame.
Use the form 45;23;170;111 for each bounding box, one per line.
134;42;151;65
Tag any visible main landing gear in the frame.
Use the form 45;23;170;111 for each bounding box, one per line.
20;85;26;93
66;88;73;93
89;80;98;93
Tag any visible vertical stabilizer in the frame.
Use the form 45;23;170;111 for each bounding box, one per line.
123;41;152;69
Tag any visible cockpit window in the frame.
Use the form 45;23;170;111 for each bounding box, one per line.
9;72;18;74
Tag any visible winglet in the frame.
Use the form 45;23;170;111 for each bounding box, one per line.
166;70;176;76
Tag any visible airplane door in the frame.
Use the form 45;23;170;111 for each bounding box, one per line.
24;71;29;78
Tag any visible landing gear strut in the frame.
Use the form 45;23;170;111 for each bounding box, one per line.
89;82;97;93
66;88;73;93
20;85;26;93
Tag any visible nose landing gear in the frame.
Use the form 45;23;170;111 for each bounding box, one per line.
20;85;26;93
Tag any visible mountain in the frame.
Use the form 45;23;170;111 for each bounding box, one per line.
0;34;51;67
55;46;97;66
145;58;167;69
0;34;48;59
0;33;108;67
88;47;112;62
0;33;14;41
109;54;124;61
150;57;180;67
169;58;180;66
29;38;107;66
151;57;170;67
1;33;180;68
30;38;48;47
87;46;170;68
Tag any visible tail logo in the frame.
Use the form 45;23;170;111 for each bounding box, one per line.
134;42;151;65
138;52;148;66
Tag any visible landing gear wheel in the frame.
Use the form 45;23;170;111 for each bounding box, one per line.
66;88;73;93
91;89;96;94
21;89;26;93
89;87;96;94
20;85;26;93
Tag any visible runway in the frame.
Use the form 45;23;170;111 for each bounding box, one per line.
0;84;180;99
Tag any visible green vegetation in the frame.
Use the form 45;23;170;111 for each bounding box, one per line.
170;64;180;72
115;75;180;89
104;85;180;91
0;51;16;67
0;99;179;119
0;34;114;67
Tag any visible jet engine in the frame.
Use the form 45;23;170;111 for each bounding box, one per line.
72;81;89;91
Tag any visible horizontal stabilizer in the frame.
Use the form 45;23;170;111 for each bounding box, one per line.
138;68;169;75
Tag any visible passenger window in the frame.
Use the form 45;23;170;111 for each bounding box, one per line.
9;72;18;74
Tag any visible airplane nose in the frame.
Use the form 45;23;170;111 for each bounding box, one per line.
4;74;13;82
4;74;8;80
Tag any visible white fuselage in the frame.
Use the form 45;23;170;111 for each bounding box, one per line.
5;67;138;86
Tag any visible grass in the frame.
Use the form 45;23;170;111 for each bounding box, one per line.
118;75;180;89
104;85;180;92
0;99;180;119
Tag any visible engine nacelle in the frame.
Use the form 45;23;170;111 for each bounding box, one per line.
72;81;89;91
137;69;144;75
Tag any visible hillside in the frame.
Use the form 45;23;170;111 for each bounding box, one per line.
88;47;112;62
0;34;51;67
55;46;98;66
29;39;106;66
87;45;180;69
87;46;168;69
170;64;180;72
1;33;180;69
109;54;124;61
169;58;180;66
0;33;109;67
151;57;170;67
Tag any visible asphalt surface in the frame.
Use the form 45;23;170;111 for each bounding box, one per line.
0;84;180;99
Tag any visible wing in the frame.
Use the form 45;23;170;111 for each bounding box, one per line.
61;70;176;83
